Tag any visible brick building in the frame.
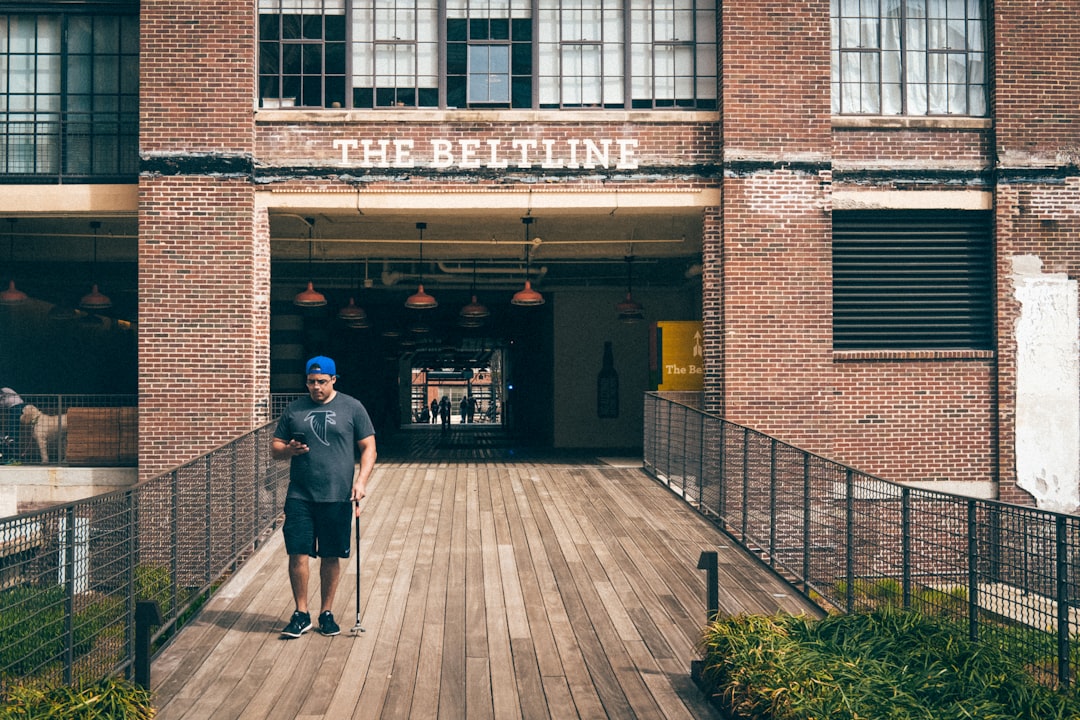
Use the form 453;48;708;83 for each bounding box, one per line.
0;1;1077;510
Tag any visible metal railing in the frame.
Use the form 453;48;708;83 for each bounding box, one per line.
1;395;138;467
0;421;288;690
644;392;1080;689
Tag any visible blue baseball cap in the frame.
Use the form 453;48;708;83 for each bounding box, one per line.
305;356;337;376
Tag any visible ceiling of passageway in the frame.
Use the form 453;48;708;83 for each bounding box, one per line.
268;207;704;292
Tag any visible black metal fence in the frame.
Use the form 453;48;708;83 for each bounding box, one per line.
0;421;288;690
644;392;1080;689
1;394;138;467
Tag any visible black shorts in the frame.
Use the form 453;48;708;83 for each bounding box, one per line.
282;498;353;558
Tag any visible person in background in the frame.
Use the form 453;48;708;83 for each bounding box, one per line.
271;357;377;638
1;388;25;462
430;398;439;424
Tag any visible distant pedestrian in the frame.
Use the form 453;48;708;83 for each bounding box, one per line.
439;396;451;429
430;398;439;424
459;396;469;424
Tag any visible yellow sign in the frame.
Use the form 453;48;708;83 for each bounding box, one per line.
650;321;704;391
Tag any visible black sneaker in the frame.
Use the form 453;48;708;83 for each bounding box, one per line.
281;610;311;638
318;611;340;636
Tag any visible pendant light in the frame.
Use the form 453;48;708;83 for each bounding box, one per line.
511;217;544;306
405;222;438;309
294;217;327;307
615;254;645;322
459;259;490;326
338;261;370;328
0;219;28;305
79;221;112;311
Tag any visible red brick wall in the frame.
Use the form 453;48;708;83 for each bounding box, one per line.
992;0;1080;505
993;1;1080;165
138;0;264;478
140;0;255;153
138;178;268;479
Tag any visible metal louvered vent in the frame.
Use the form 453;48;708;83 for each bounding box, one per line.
832;210;993;350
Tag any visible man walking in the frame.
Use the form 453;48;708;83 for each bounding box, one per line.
272;356;377;637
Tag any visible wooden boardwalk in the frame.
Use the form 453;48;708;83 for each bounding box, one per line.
151;427;820;719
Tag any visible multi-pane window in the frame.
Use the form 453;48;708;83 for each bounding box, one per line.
832;210;993;350
259;0;717;110
259;0;347;107
830;0;987;116
0;9;138;179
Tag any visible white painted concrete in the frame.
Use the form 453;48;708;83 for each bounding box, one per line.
1012;256;1080;513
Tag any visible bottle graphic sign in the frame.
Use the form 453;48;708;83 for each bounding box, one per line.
597;341;619;419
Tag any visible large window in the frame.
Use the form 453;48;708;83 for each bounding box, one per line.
832;210;993;350
259;0;717;110
830;0;987;116
0;8;139;179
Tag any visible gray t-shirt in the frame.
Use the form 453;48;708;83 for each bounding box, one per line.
274;392;375;502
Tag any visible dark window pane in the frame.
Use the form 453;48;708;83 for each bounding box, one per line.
353;87;374;107
446;77;466;108
470;19;488;40
325;76;345;107
302;15;323;40
511;77;531;108
325;42;345;74
302;44;322;74
511;43;531;74
325;15;346;41
301;76;322;106
260;42;280;74
511;18;532;41
447;19;467;42
491;19;509;40
259;14;279;39
447;43;467;74
418;87;438;106
282;44;301;74
281;15;302;40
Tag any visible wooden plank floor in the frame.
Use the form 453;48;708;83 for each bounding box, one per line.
151;427;820;719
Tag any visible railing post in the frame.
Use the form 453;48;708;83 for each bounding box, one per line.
717;420;726;530
62;506;75;685
967;500;979;642
741;427;750;543
170;469;179;622
698;550;719;622
1056;515;1070;689
134;600;163;690
802;453;811;595
205;456;213;583
845;468;855;613
769;438;777;568
901;487;911;609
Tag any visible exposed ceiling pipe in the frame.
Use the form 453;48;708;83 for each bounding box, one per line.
381;264;547;287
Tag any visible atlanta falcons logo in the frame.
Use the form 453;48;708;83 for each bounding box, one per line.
302;410;336;446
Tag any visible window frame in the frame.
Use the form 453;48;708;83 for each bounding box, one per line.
0;4;139;182
258;0;717;111
830;0;988;117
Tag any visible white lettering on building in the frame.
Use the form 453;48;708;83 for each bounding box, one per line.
331;137;639;170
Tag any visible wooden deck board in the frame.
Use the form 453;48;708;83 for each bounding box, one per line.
152;429;822;719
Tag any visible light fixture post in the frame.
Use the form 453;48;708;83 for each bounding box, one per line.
0;218;28;305
405;221;438;309
511;217;544;306
294;217;327;307
79;221;112;311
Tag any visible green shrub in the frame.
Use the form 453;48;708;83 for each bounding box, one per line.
698;606;1080;720
134;564;174;618
0;676;154;719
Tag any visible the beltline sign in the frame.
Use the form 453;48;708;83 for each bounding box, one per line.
650;321;704;391
331;137;640;170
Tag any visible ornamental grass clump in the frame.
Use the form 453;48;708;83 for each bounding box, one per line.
698;606;1080;720
0;676;154;719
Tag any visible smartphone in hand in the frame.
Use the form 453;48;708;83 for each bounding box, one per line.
292;432;307;445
